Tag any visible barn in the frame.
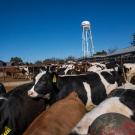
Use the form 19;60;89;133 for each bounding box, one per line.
107;45;135;63
78;45;135;63
0;60;6;67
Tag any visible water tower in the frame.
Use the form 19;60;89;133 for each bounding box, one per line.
81;21;94;58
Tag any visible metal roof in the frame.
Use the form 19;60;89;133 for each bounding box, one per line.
107;46;135;57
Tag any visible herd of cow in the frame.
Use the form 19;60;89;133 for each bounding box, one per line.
0;61;135;135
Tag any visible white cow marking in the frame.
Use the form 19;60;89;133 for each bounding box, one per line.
124;63;135;82
28;71;46;97
0;97;8;100
35;71;46;84
83;82;95;111
97;71;118;95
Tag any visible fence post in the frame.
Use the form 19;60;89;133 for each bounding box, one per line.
3;67;6;82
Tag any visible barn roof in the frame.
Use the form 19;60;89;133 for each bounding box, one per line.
107;46;135;57
0;60;6;67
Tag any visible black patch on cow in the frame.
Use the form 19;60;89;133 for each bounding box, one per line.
130;76;135;84
106;61;117;69
96;65;104;70
22;69;27;74
34;72;54;96
124;66;129;74
101;71;115;84
56;75;88;105
120;90;135;110
0;83;6;96
111;70;123;86
108;88;126;97
69;132;79;135
0;82;46;135
50;65;57;72
131;113;135;121
119;90;135;121
66;69;74;75
57;68;67;75
87;72;107;105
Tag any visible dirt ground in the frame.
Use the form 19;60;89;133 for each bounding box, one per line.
5;86;15;92
0;76;32;92
0;77;29;83
4;81;32;92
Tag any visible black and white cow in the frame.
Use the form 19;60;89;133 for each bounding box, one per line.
0;83;6;96
87;63;106;72
21;66;47;79
0;82;46;135
57;64;76;75
28;69;123;110
70;83;135;135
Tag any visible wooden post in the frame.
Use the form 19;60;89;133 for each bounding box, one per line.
3;67;6;82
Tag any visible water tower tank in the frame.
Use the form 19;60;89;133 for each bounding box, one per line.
81;21;90;29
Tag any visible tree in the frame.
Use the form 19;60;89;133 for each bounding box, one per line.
10;57;23;64
24;62;33;65
107;48;118;54
94;50;107;55
131;33;135;46
66;56;76;61
43;58;56;64
35;60;43;65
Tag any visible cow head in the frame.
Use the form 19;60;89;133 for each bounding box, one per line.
123;64;135;82
28;70;58;100
117;63;135;83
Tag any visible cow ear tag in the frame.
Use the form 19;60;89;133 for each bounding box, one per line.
52;74;57;83
2;126;11;135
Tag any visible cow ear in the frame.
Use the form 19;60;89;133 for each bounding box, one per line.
52;74;57;83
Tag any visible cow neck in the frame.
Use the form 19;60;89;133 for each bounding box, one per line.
118;64;127;83
52;82;59;94
111;69;123;86
46;82;59;105
122;66;127;82
47;76;60;104
57;75;65;88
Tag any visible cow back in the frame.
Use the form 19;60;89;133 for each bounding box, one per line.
24;92;86;135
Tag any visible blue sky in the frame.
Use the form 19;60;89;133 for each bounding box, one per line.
0;0;135;62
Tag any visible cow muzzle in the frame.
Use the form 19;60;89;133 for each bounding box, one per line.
28;89;39;98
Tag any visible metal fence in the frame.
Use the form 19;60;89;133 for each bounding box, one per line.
0;66;32;82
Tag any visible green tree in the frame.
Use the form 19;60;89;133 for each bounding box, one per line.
94;50;107;55
131;33;135;46
35;60;43;65
66;56;76;61
107;48;117;54
43;58;56;64
10;57;23;64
